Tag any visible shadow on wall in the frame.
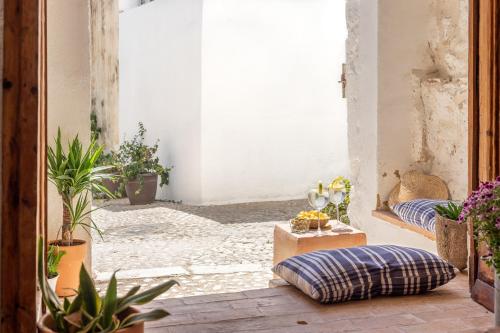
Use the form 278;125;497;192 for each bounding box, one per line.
95;199;310;224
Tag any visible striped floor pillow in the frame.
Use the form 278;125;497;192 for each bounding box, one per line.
391;199;450;233
272;245;455;304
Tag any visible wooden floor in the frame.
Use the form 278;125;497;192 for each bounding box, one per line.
143;272;492;333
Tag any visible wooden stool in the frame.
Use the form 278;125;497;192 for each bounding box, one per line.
273;222;367;266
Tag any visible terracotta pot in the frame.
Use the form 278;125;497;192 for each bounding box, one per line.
125;173;158;205
37;307;145;333
50;239;87;297
100;171;126;198
435;214;468;270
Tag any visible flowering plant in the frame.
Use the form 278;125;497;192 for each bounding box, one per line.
459;177;500;269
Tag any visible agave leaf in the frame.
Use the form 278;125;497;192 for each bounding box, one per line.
68;293;83;314
117;280;178;313
78;263;101;317
118;285;141;303
37;237;61;312
63;297;71;312
74;315;100;333
120;309;170;328
101;271;118;329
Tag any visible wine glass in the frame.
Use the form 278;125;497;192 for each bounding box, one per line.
307;182;329;236
328;185;347;231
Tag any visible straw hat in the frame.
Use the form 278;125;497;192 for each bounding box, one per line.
388;170;449;207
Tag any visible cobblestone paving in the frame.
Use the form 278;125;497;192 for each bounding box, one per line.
92;199;309;297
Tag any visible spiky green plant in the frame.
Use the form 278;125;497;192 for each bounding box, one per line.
38;238;178;332
434;201;463;221
47;128;115;244
47;245;65;279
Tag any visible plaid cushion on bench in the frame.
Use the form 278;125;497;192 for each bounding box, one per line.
272;245;455;304
392;199;450;233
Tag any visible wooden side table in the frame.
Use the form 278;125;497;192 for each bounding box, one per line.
273;223;367;265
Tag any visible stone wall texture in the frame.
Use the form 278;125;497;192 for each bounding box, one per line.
345;0;467;249
410;0;468;200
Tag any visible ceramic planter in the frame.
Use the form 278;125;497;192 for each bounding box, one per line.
48;274;59;291
49;239;87;297
37;307;145;333
435;214;468;270
125;173;158;205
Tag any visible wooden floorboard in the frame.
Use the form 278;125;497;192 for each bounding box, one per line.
143;272;492;332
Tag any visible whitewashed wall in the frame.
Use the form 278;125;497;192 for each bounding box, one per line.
120;0;349;204
346;0;468;252
120;0;203;203
47;0;92;266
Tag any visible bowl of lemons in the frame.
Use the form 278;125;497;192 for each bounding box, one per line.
296;210;330;229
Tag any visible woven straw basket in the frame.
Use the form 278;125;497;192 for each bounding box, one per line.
435;214;468;270
388;170;449;208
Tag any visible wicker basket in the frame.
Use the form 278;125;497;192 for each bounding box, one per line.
435;214;468;271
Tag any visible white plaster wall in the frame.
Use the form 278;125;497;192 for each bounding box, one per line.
119;0;203;203
346;0;435;251
200;0;348;204
120;0;348;204
346;0;467;252
377;0;434;199
120;0;141;11
47;0;92;266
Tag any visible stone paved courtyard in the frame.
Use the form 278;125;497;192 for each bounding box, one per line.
92;199;309;298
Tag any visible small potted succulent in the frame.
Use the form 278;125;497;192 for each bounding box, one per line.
47;245;65;291
117;123;172;205
434;201;467;270
37;238;178;333
47;128;115;296
459;177;500;327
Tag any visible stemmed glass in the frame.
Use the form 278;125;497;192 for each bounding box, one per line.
328;184;347;231
307;181;329;236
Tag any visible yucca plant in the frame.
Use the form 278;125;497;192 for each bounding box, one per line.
434;201;463;221
38;238;178;332
48;128;115;244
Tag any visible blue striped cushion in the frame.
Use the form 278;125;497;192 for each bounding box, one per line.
392;199;450;233
272;245;455;303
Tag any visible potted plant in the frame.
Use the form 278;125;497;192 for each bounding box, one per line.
434;202;467;270
117;123;172;205
47;128;114;296
459;177;500;327
47;245;65;291
37;238;178;333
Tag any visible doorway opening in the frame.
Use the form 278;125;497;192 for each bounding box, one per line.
86;0;348;297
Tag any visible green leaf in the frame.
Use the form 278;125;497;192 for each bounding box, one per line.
120;309;170;328
117;285;141;306
78;263;101;317
68;293;83;314
101;271;118;328
117;280;178;313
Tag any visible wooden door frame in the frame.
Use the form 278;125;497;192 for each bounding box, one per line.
0;0;47;332
468;0;500;311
